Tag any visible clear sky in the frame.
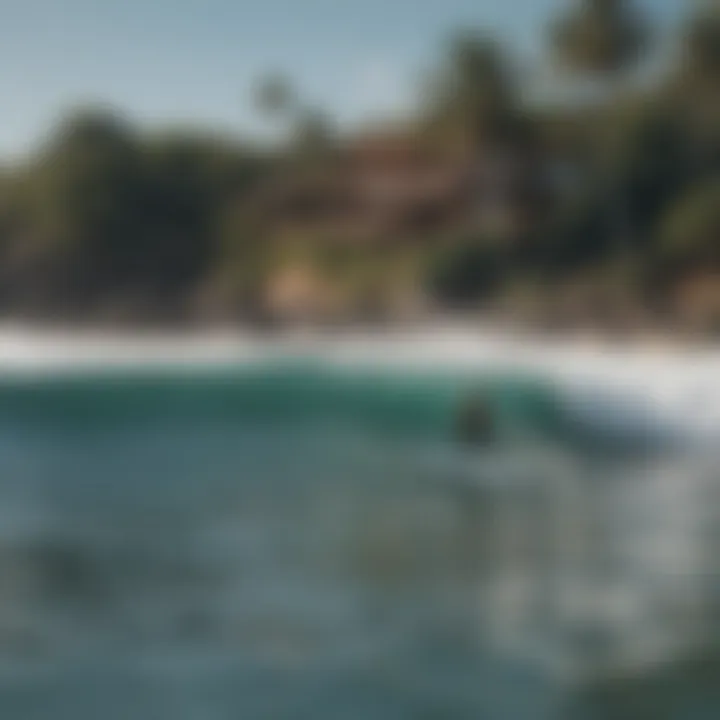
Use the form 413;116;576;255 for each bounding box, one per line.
0;0;686;156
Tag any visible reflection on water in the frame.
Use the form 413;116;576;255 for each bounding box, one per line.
0;370;718;718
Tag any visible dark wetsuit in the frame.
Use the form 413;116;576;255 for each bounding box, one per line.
455;394;495;446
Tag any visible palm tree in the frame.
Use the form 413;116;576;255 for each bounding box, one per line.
252;74;334;163
551;0;648;84
292;109;335;159
672;1;720;182
682;1;720;84
426;32;516;149
677;1;720;111
549;0;650;273
253;73;296;122
252;73;300;149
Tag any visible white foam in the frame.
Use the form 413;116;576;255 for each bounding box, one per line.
0;323;719;440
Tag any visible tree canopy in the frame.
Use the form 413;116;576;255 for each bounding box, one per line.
0;5;716;329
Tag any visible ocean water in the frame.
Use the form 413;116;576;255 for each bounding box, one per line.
0;350;718;719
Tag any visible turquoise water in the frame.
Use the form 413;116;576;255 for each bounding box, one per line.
0;361;564;437
0;361;715;718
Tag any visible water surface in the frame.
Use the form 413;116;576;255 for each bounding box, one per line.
0;360;717;719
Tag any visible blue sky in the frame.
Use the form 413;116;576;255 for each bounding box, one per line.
0;0;685;156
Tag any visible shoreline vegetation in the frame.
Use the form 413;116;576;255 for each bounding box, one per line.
0;1;718;337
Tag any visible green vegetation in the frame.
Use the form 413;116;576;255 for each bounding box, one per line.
0;1;717;329
426;238;507;308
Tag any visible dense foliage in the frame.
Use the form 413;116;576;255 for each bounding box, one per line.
0;1;717;329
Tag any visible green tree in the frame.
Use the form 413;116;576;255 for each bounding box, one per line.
25;107;144;299
549;0;650;267
425;237;506;308
252;73;335;165
1;108;269;318
137;131;270;312
253;73;297;121
291;108;335;162
659;179;720;266
551;0;648;83
425;32;517;147
672;1;720;162
680;1;720;90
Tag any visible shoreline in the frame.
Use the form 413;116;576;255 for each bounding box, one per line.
0;320;719;442
1;319;719;384
0;318;719;365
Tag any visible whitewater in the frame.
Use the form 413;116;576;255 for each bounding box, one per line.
1;322;719;442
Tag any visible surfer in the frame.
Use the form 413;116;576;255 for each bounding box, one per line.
454;392;496;446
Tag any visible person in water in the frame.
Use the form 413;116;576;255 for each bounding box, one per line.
454;392;496;446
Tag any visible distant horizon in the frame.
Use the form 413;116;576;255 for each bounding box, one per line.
0;0;685;159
